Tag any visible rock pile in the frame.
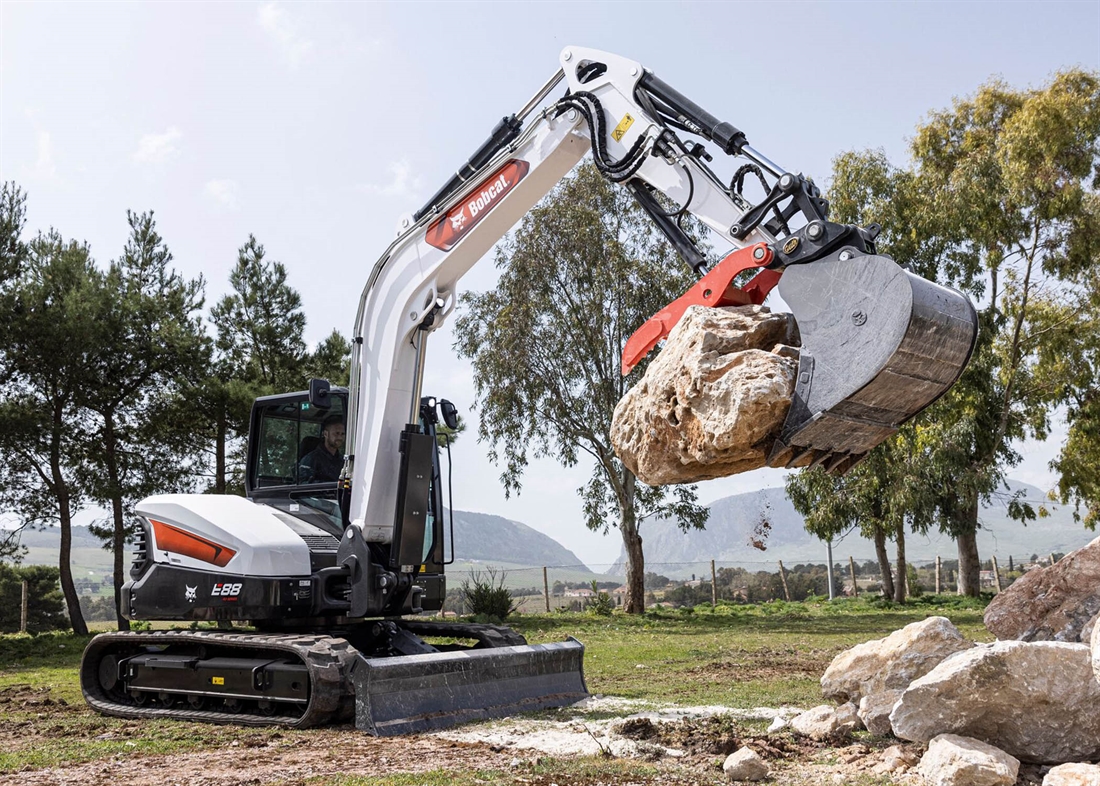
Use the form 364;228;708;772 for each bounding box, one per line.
611;304;802;486
784;538;1100;785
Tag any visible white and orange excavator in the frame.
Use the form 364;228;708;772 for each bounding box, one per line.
80;47;977;735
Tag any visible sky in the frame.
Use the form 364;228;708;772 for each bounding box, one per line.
2;1;1098;568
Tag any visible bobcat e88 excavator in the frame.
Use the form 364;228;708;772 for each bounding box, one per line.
80;46;978;735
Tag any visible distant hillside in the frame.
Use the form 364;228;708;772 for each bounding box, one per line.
11;508;590;578
615;480;1097;576
449;510;590;569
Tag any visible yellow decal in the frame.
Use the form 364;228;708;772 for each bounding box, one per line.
611;113;635;142
212;676;225;686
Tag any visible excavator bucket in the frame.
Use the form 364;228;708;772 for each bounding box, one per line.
767;251;978;473
352;638;588;736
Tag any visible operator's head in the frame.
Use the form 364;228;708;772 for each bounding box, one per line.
322;414;346;453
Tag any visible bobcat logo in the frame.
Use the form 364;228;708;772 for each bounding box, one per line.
185;585;197;603
450;210;467;231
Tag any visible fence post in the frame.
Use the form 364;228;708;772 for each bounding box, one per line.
848;556;858;597
935;556;942;594
777;560;791;602
991;556;1003;593
1050;552;1057;567
20;580;28;634
543;566;550;613
710;560;718;607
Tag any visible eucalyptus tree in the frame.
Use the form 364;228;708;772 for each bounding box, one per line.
453;163;707;613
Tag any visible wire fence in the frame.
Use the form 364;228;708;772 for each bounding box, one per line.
444;552;1065;613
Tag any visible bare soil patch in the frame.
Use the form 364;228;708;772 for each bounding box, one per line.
685;646;839;681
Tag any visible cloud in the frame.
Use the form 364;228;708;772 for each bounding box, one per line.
204;179;241;211
133;127;182;164
258;3;314;68
33;131;57;179
355;160;421;199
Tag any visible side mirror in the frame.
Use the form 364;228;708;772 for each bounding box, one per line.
308;378;331;409
439;399;459;430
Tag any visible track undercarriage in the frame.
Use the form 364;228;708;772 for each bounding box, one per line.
81;621;588;735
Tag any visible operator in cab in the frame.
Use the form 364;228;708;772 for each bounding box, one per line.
299;414;345;483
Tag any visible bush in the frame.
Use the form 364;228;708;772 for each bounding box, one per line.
585;580;614;616
460;567;518;622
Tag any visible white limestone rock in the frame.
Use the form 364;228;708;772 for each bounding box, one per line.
891;640;1100;763
858;689;902;736
821;616;973;703
611;305;801;486
916;734;1019;786
1044;763;1100;786
722;746;769;781
790;705;843;740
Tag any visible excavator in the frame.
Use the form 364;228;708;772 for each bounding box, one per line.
80;47;978;735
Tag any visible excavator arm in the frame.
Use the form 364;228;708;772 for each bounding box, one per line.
341;45;977;549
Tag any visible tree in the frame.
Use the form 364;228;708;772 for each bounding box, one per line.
1048;263;1100;527
304;329;352;386
204;235;309;493
804;72;1100;596
0;225;104;635
79;211;208;629
787;443;913;601
902;70;1100;594
453;163;707;614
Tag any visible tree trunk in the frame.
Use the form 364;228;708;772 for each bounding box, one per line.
957;528;981;597
215;408;227;494
102;413;130;631
874;528;895;599
620;472;645;614
955;491;981;597
894;519;907;603
51;403;87;635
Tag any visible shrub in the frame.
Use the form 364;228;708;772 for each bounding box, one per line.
460;567;518;622
585;580;614;616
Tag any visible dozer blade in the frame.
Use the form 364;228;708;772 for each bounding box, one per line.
768;251;977;473
352;638;588;736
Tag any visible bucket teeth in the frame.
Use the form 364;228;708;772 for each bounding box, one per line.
768;251;977;474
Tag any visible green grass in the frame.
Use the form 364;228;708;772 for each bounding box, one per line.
0;596;990;775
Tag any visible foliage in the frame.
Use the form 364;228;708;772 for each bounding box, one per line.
585;580;615;616
0;564;67;633
0;207;104;635
805;70;1100;595
453;163;707;613
460;567;519;622
78;211;209;629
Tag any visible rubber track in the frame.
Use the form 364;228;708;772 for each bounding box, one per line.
80;630;358;729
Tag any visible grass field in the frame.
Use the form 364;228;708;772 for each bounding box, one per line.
0;595;992;784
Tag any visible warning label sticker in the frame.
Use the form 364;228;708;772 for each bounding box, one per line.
611;113;635;142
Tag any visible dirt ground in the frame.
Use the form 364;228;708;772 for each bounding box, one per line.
0;689;1052;786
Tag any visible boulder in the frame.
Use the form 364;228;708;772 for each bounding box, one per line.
790;705;843;740
821;616;972;703
916;734;1019;786
1092;618;1100;686
722;747;769;781
1044;763;1100;786
611;305;801;485
858;689;902;736
891;640;1100;763
985;536;1100;643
